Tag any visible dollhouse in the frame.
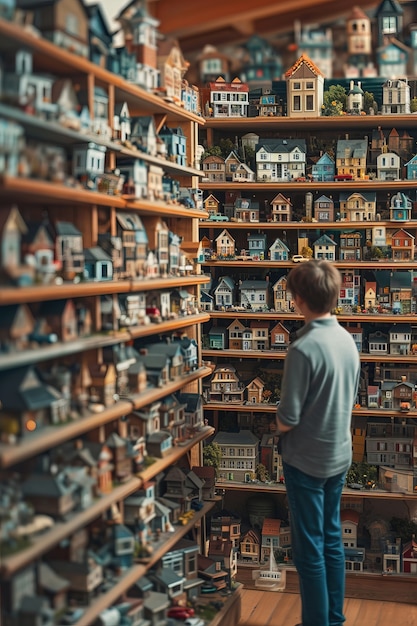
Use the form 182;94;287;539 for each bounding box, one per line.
297;25;333;78
200;76;249;118
270;193;293;222
284;53;324;118
212;429;260;483
255;139;306;182
115;0;160;92
206;364;245;404
240;35;283;89
157;38;189;105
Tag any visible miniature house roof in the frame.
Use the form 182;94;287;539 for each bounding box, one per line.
313;234;337;247
213;429;259;446
284;52;325;78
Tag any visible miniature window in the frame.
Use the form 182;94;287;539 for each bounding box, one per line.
293;95;301;111
66;13;78;36
306;94;314;110
293;82;301;90
382;16;396;33
306;81;314;90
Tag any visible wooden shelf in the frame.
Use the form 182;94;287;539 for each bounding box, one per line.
202;259;417;269
75;501;214;626
201;348;417;364
200;180;417;192
0;454;214;579
199;220;417;230
0;369;213;469
0;102;205;181
0;18;203;125
129;366;213;411
0;174;126;207
202;113;417;132
0;275;210;305
204;311;417;324
215;479;417;500
203;402;417;420
0;313;210;372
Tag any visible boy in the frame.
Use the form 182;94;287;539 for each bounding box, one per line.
276;260;360;626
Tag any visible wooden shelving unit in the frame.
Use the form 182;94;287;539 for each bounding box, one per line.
199;111;417;597
0;15;214;626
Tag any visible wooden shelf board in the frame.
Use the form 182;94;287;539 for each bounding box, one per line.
202;259;417;269
129;366;213;411
201;348;417;364
125;197;208;219
0;174;126;206
0;313;210;373
0;275;210;305
215;479;417;500
75;501;214;626
0;370;212;469
0;401;131;470
199;220;417;230
200;180;417;191
203;402;417;420
0;474;214;580
202;113;417;132
0;331;130;372
0;477;141;577
0;18;203;125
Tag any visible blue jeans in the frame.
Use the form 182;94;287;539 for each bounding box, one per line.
283;462;346;626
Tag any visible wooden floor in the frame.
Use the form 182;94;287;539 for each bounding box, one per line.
236;588;417;626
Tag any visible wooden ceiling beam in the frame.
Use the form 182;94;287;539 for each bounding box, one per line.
150;0;380;53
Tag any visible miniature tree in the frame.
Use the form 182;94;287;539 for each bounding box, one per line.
301;245;313;258
390;517;417;543
203;441;222;477
364;243;383;260
256;463;270;483
363;91;376;114
346;461;378;487
321;85;346;116
411;97;417;113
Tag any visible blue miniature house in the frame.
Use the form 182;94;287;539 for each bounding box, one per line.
312;152;335;182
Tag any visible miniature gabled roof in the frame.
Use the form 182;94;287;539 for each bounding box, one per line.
240;279;269;289
391;228;415;240
54;220;82;237
336;139;368;159
313;234;337;247
348;5;369;20
284;53;324;78
375;0;403;17
262;517;281;535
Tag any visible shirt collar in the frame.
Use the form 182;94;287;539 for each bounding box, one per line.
296;315;338;339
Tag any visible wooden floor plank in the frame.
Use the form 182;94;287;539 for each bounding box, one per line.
343;597;362;625
235;589;417;626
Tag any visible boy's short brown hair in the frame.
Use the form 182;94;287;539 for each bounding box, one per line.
287;260;341;314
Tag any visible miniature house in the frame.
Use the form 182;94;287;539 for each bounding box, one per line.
285;53;324;117
212;429;259;482
270;193;293;222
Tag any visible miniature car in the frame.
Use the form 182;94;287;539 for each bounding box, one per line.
168;606;195;619
208;213;229;221
291;255;310;263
